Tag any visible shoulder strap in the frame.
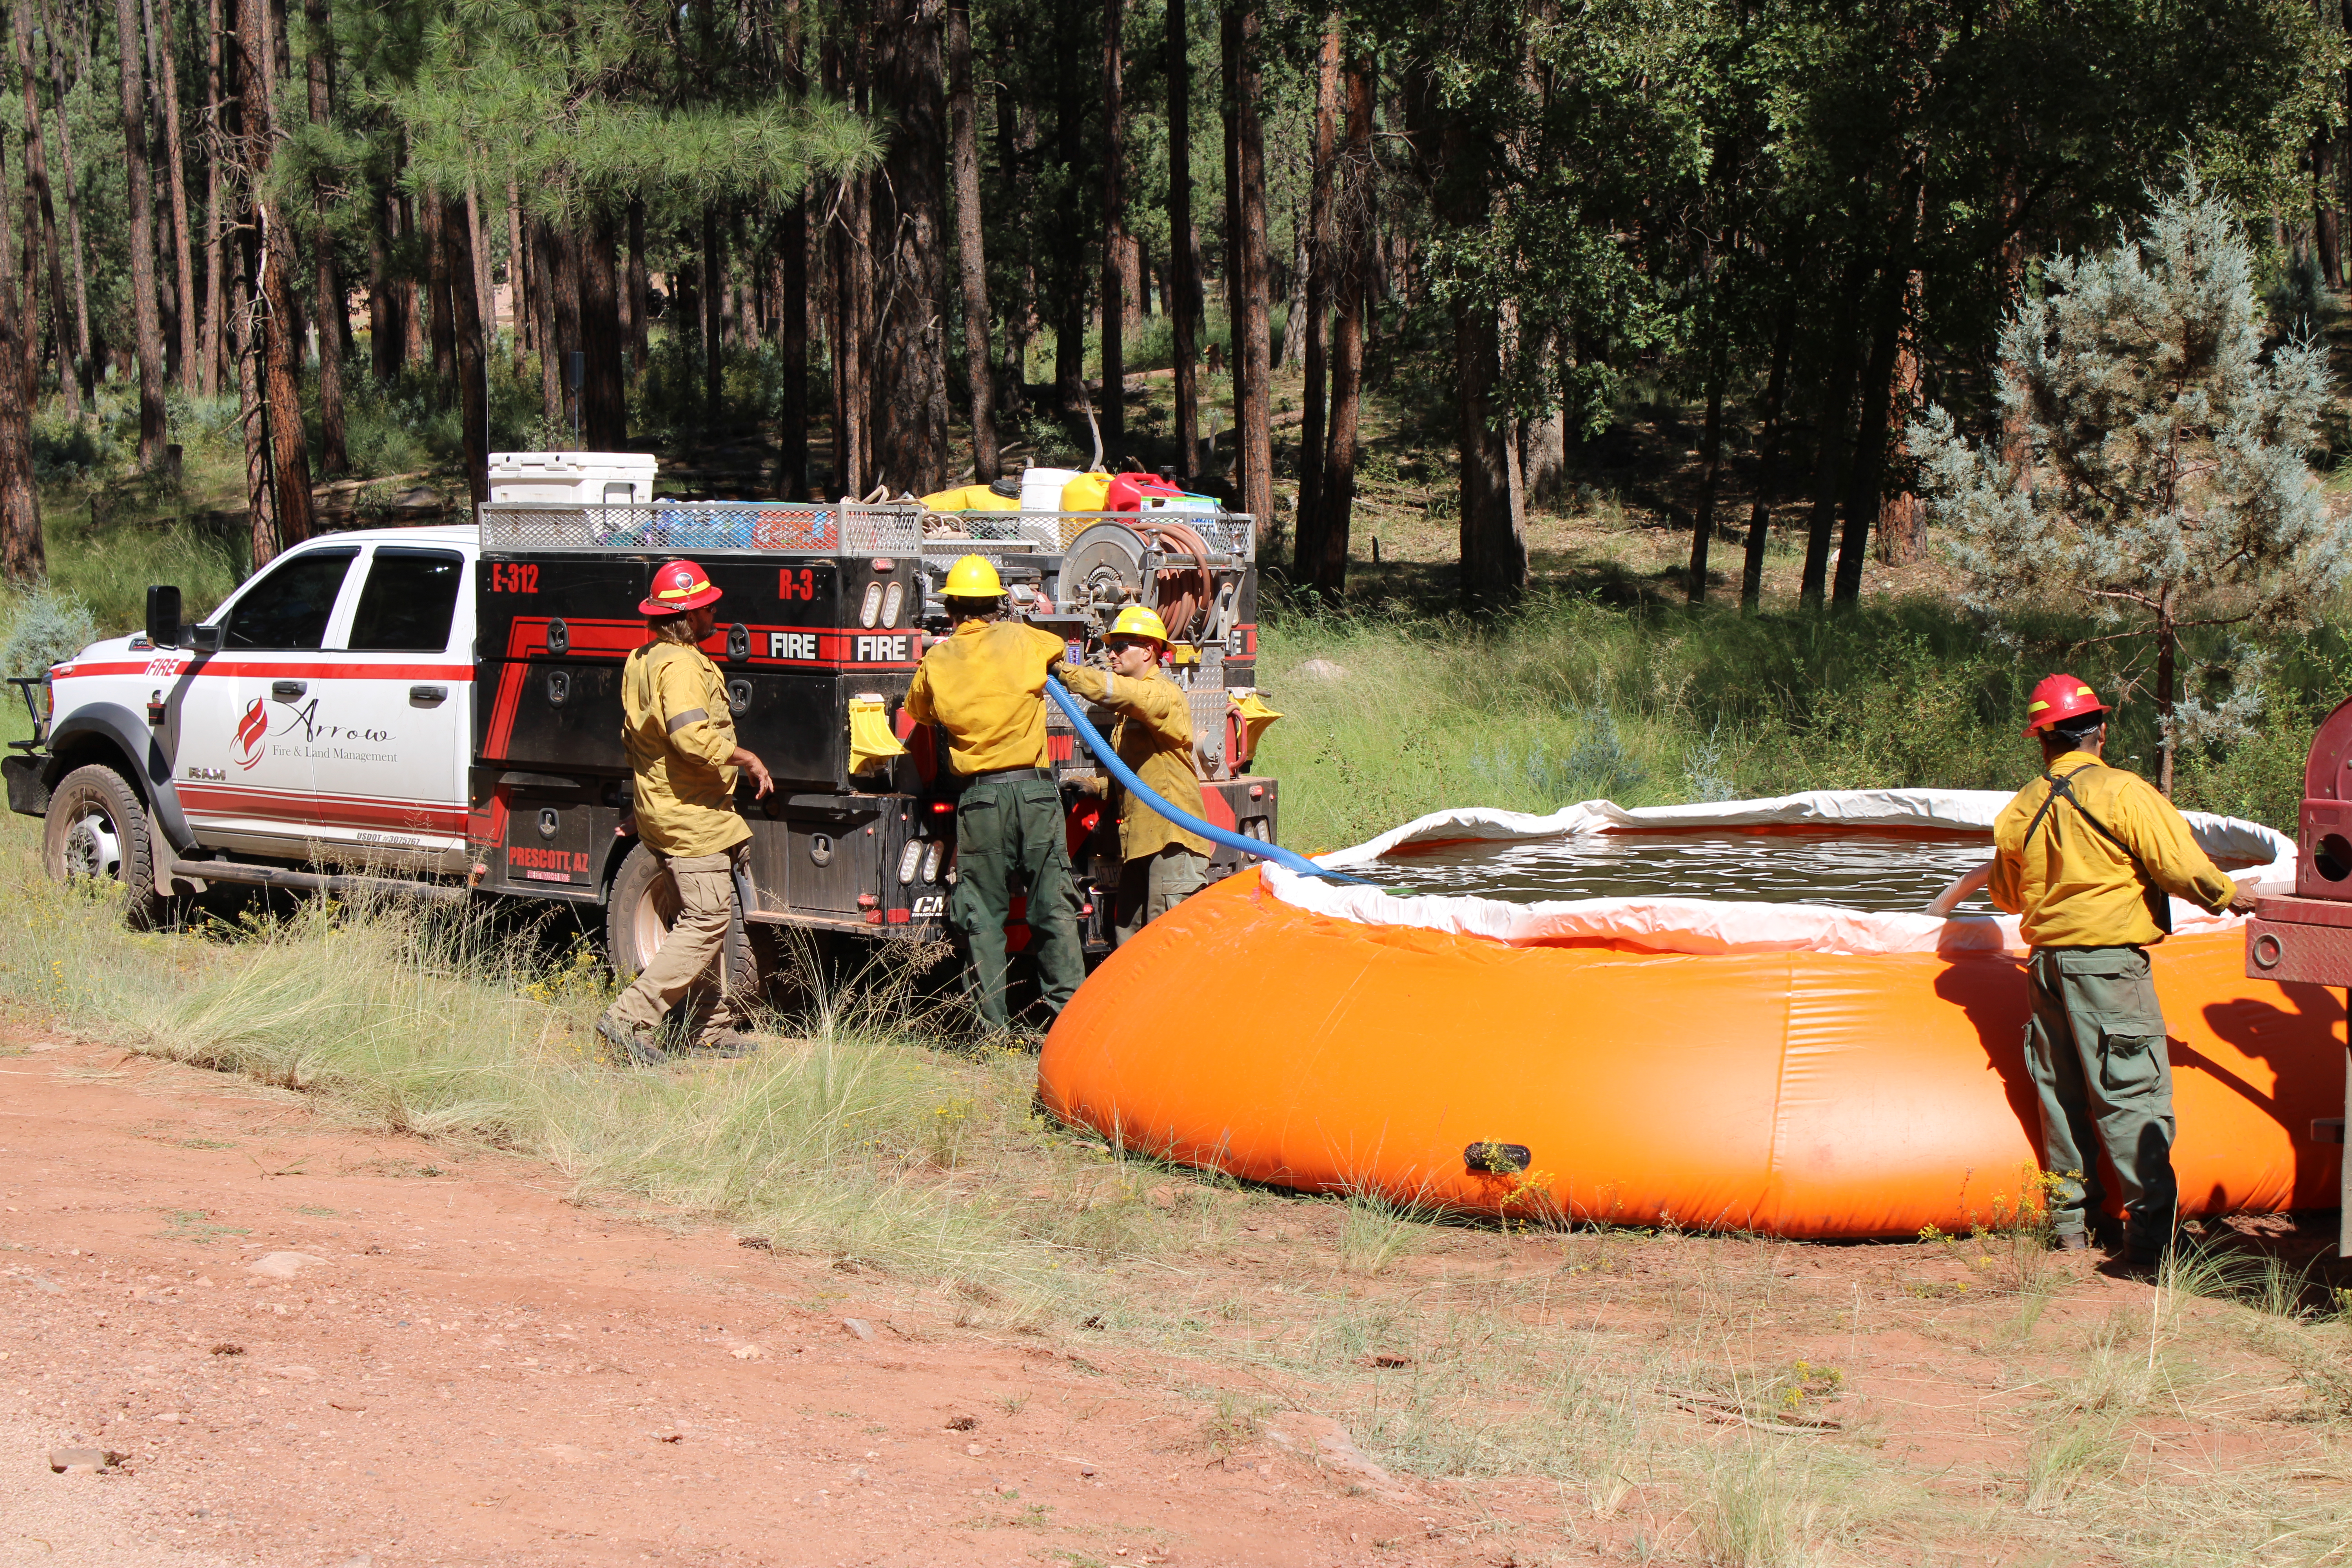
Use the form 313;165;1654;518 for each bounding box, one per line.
2024;764;2170;934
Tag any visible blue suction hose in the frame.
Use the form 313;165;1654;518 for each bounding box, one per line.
1043;672;1370;885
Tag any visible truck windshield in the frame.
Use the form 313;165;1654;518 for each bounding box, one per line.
223;548;358;650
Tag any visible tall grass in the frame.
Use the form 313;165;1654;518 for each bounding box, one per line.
0;818;1092;1301
1256;590;2345;850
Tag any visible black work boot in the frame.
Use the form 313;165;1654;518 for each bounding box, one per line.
595;1015;666;1068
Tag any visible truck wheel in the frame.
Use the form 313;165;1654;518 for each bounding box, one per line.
42;764;167;929
604;843;762;997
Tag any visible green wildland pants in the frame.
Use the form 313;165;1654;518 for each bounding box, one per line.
1114;846;1208;946
2024;945;2178;1254
950;774;1085;1032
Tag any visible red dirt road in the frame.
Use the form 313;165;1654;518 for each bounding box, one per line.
0;1036;1509;1568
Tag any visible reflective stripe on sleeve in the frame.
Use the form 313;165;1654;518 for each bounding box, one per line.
666;707;710;733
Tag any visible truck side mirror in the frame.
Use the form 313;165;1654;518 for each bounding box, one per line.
187;623;222;654
144;585;181;649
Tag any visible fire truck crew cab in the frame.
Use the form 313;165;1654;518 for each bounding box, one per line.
1;461;1282;994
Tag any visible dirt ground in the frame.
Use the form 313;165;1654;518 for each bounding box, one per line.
4;1029;2349;1568
0;1033;1506;1568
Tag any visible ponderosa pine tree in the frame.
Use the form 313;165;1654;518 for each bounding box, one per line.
1914;177;2352;794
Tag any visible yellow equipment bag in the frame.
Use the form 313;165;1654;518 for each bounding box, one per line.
921;483;1020;512
848;694;910;776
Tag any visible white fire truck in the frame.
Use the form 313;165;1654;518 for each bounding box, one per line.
2;454;1279;982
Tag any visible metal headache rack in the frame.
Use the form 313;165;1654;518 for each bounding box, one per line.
479;500;929;556
918;509;1258;564
480;501;1256;565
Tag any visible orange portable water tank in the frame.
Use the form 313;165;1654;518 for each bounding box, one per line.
1044;871;2344;1237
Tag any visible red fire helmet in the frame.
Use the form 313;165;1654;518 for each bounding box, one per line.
640;559;722;616
2022;672;2109;738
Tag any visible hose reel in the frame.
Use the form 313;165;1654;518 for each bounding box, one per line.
1057;520;1220;644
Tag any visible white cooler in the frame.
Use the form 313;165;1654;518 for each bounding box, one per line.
488;452;658;506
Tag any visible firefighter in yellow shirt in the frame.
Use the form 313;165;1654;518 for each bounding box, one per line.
1989;674;2256;1265
1059;606;1213;944
594;559;775;1065
904;555;1085;1036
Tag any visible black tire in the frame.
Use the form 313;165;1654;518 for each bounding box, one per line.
42;763;167;929
604;842;762;996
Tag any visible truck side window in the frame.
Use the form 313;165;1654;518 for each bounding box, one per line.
348;549;463;652
222;548;358;650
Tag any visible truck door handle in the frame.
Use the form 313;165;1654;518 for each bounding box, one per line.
272;680;306;699
409;684;448;704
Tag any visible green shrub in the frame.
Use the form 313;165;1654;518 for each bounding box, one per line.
0;584;99;676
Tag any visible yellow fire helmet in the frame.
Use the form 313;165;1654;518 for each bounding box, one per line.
1108;604;1170;644
941;554;1005;598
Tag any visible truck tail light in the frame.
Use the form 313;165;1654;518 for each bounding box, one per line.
859;582;883;628
880;582;904;627
896;840;923;885
920;842;942;883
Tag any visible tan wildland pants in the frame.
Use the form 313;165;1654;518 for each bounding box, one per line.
603;845;747;1046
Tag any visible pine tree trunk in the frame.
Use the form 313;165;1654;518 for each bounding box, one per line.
1686;368;1724;603
1799;257;1865;608
0;126;41;581
240;0;309;543
1219;2;1241;462
947;0;995;482
1293;18;1336;580
1166;0;1196;479
1874;269;1925;567
505;181;526;372
1275;227;1304;368
579;212;624;449
116;0;167;468
11;0;76;417
1232;0;1271;526
1098;0;1125;459
1314;53;1367;596
612;200;635;358
626;195;648;374
221;0;273;564
2156;601;2177;796
530;216;561;430
1740;297;1795;613
368;181;399;379
1455;301;1523;610
36;0;90;407
2316;131;2342;291
147;0;196;391
231;249;274;564
423;195;455;383
1833;247;1909;607
698;203;720;423
870;0;949;493
550;221;581;439
300;0;345;471
466;181;489;343
397;190;423;367
443;194;487;503
779;199;807;498
200;0;222;395
14;142;32;403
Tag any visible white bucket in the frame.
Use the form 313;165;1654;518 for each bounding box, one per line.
1020;467;1082;512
